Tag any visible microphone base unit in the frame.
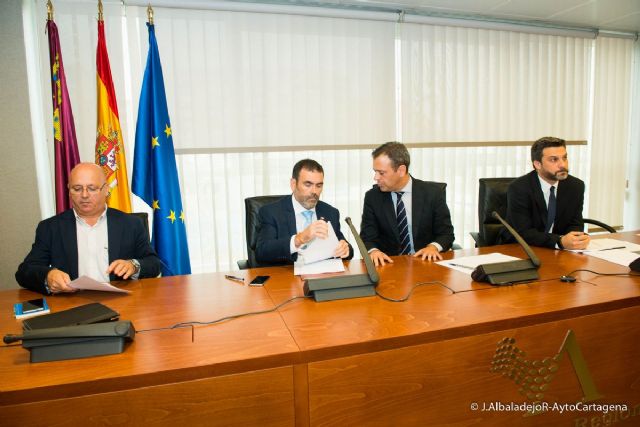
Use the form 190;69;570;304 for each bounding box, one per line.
16;321;135;363
473;259;539;285
304;273;376;302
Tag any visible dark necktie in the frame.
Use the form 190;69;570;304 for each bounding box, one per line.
546;186;556;233
395;192;411;255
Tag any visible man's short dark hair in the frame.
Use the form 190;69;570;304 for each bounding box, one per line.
292;159;324;180
372;141;410;172
531;137;566;163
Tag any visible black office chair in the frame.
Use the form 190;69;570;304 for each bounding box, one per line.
425;181;461;250
130;212;150;240
237;195;288;270
583;218;616;233
470;178;515;247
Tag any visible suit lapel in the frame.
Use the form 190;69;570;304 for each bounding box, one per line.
382;191;400;242
556;179;569;222
530;172;548;227
61;210;79;279
283;197;297;235
411;179;422;240
107;208;121;264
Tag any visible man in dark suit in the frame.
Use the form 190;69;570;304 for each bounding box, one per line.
16;163;161;295
256;159;353;266
360;142;455;266
502;136;590;250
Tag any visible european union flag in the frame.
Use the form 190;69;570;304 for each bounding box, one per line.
133;23;191;276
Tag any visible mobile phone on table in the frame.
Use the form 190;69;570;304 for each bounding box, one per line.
249;275;270;287
14;298;50;319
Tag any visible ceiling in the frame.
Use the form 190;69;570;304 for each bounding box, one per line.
254;0;640;33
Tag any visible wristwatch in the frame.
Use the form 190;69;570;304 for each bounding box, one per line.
130;259;141;275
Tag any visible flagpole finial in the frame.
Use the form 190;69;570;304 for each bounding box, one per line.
147;4;154;25
98;0;103;22
47;0;54;21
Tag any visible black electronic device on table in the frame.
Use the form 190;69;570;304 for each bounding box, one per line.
303;217;379;302
471;211;541;285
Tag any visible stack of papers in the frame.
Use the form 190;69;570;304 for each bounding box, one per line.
569;238;640;253
70;276;131;293
570;238;640;267
294;221;345;275
437;253;521;276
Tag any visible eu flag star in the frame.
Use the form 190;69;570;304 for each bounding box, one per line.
167;210;176;223
179;210;186;223
151;136;160;148
164;124;172;138
152;200;160;210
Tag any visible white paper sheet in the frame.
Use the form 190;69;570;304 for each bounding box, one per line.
436;253;522;276
294;258;345;276
69;275;131;293
569;238;640;253
298;220;340;264
584;249;640;267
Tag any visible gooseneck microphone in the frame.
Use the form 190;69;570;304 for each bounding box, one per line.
471;211;541;285
345;217;380;284
491;211;541;267
302;217;379;302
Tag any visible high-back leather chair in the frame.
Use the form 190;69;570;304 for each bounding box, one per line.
423;181;462;250
130;212;150;241
471;178;515;247
470;178;617;247
238;195;288;269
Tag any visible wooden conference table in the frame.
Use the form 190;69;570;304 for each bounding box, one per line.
1;233;639;426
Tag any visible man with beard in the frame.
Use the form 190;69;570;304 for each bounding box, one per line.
502;137;590;250
255;159;353;265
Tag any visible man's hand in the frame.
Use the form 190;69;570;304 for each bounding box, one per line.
46;268;75;293
107;259;137;280
414;244;443;261
561;232;590;250
295;220;328;248
334;240;350;259
370;249;393;267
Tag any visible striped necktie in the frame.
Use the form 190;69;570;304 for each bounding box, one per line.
546;186;556;233
395;192;411;255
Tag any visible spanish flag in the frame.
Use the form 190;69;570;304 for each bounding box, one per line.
95;18;131;212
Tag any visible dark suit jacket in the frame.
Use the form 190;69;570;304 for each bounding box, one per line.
502;170;585;248
16;208;162;294
255;196;354;265
360;177;455;255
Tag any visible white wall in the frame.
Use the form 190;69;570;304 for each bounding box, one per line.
0;0;41;290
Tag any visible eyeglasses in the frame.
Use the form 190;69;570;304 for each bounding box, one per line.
69;183;106;195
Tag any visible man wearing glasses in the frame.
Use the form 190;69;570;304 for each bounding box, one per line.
16;163;161;294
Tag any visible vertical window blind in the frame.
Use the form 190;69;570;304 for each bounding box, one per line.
30;1;635;273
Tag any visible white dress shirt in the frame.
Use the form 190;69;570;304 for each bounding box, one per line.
74;207;110;283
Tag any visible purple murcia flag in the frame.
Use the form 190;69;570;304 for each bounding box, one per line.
47;18;80;213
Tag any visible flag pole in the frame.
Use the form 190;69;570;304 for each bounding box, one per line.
147;4;154;25
47;0;53;21
98;0;103;22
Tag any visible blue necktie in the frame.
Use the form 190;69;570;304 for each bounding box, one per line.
302;210;313;229
546;186;556;233
395;192;411;255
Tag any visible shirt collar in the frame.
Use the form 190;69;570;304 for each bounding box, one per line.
397;176;413;194
537;174;557;194
291;195;316;216
73;205;108;227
